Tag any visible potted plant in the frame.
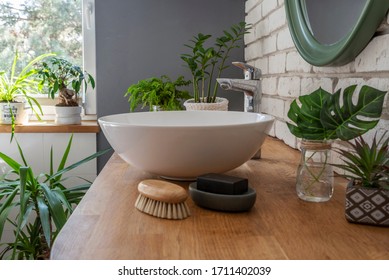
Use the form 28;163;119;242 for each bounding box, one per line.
37;57;95;124
0;52;53;134
0;135;110;259
181;21;251;111
287;85;387;202
333;133;388;226
125;75;191;111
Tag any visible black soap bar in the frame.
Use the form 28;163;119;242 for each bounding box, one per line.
197;173;248;195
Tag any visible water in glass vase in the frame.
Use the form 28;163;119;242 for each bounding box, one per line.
296;139;333;202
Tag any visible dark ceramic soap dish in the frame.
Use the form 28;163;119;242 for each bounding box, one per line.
188;182;256;212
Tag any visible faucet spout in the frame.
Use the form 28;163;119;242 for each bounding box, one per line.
217;79;257;95
217;78;261;113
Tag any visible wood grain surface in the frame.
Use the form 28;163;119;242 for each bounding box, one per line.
51;137;389;260
0;121;99;133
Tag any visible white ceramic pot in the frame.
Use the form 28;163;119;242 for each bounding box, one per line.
183;97;228;111
0;102;30;125
55;106;82;125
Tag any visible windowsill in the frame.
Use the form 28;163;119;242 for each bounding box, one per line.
0;120;100;133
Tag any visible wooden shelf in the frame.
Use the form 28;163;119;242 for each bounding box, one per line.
51;137;389;260
0;120;100;133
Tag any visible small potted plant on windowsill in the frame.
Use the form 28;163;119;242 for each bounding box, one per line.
180;22;251;111
37;57;95;124
0;52;53;136
333;133;389;226
124;75;191;111
287;85;387;202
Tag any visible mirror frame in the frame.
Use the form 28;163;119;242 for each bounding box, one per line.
285;0;389;66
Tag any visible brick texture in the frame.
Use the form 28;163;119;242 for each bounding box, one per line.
245;0;389;161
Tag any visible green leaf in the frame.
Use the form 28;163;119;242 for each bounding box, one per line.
287;87;331;139
56;134;73;179
0;152;21;173
321;85;387;140
37;197;51;248
40;183;67;231
0;204;15;240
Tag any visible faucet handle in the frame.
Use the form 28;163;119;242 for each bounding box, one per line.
232;62;261;80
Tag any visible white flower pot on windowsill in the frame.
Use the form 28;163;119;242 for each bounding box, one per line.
55;106;82;125
0;102;31;125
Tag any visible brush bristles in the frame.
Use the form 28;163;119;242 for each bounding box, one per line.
135;194;190;220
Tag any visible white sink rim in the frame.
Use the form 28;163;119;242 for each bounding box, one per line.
99;111;274;180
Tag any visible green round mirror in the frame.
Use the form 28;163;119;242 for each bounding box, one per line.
285;0;389;66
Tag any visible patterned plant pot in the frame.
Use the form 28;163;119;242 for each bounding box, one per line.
345;183;389;226
0;102;30;125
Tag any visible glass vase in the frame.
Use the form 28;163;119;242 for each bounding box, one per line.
296;139;333;202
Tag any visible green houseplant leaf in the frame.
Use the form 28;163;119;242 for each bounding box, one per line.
287;87;331;140
0;135;111;259
287;85;387;141
125;75;191;111
181;22;252;103
321;85;387;140
333;132;389;189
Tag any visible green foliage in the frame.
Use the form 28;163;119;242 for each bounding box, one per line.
0;0;82;73
0;51;54;139
0;135;111;259
181;22;251;103
125;75;191;111
0;52;53;104
37;57;95;106
333;133;389;189
287;85;387;140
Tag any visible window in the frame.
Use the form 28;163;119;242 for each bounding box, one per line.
0;0;96;119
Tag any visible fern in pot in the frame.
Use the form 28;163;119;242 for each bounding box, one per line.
125;75;191;111
287;85;387;202
333;133;388;226
180;22;251;111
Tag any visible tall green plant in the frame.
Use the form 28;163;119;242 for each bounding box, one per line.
0;135;110;259
181;22;251;103
287;85;387;140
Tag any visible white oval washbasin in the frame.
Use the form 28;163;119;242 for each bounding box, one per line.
98;111;274;180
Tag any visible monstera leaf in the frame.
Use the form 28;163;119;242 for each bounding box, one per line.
321;85;387;140
287;87;331;140
287;85;387;140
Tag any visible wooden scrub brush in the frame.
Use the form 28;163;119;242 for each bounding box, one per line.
135;179;190;220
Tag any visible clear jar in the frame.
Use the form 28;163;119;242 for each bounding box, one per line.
296;139;333;202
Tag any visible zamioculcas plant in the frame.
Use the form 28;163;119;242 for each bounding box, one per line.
181;22;252;103
0;135;110;259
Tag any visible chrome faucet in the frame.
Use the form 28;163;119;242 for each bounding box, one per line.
217;62;262;113
217;62;263;159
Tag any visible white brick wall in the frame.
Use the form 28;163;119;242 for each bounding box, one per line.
245;0;389;156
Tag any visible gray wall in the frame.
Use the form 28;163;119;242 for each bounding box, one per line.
95;0;246;171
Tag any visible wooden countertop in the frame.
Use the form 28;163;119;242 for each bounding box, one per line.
0;120;100;133
51;137;389;260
